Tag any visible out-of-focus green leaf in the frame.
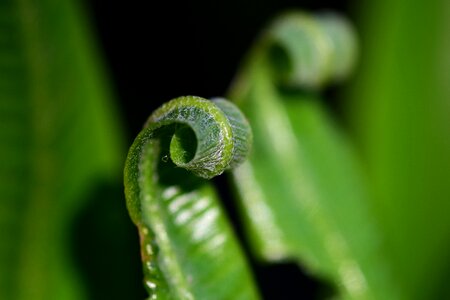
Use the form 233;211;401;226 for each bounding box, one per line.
124;96;259;299
347;0;450;299
0;0;124;299
228;12;402;299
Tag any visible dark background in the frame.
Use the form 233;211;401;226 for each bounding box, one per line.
82;0;350;298
85;0;351;140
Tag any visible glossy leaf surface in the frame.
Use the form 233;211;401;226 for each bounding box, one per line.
0;0;124;299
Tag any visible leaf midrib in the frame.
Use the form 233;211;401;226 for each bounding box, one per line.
13;0;57;298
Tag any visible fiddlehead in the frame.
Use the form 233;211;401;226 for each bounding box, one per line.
265;12;357;88
230;12;357;103
124;96;257;299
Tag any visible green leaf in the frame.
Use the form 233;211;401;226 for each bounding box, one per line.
347;0;450;298
0;0;124;299
124;96;259;299
228;11;402;299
